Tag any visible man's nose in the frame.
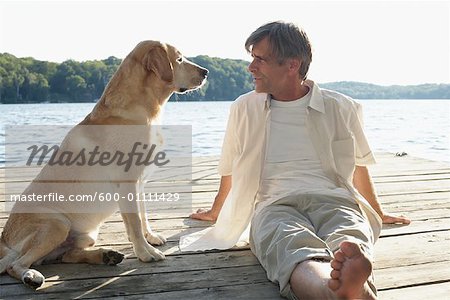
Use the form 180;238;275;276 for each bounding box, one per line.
248;60;256;73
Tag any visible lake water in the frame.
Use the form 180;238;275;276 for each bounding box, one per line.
1;100;449;165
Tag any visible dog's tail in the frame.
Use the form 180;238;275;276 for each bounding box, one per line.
0;237;17;274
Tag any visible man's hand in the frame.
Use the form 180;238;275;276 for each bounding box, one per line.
189;175;231;223
382;213;411;224
190;208;218;222
353;166;411;226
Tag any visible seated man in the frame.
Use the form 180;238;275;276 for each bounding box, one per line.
181;21;410;299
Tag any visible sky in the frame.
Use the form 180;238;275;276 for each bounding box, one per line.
0;0;449;85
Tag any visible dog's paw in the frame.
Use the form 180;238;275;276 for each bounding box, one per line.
145;231;167;246
22;269;45;289
135;245;165;262
103;250;125;266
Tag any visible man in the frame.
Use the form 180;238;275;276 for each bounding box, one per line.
181;21;410;299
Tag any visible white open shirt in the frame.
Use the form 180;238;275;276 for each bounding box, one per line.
179;80;382;251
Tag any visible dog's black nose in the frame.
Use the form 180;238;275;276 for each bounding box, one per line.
201;68;209;77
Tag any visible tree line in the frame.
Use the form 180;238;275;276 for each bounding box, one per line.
0;52;449;103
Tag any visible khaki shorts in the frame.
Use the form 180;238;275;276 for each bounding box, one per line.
250;194;374;299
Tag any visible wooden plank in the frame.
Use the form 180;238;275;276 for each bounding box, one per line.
1;176;449;201
1;156;448;182
104;282;283;300
1;197;448;242
0;249;259;285
2;165;450;184
1;254;449;298
76;216;449;251
374;172;450;183
378;190;450;205
2;189;446;213
380;218;449;237
1;203;448;235
0;264;272;299
375;261;450;290
2;190;449;220
374;231;450;269
378;282;450;300
374;179;450;195
2;228;445;272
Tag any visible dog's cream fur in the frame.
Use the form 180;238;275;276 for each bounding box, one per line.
0;41;208;289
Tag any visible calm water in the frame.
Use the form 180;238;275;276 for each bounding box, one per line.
1;100;449;165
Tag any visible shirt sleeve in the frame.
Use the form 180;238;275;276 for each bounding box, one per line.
350;101;376;166
218;103;239;175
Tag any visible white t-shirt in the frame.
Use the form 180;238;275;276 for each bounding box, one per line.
256;93;352;209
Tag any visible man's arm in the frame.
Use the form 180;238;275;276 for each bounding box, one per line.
353;165;410;224
190;175;231;222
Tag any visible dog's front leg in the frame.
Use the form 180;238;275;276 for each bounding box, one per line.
118;186;165;262
120;212;165;262
138;195;166;246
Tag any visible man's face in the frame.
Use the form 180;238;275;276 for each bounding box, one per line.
248;37;290;97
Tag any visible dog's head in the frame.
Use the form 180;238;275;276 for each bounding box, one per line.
134;40;208;94
92;41;209;122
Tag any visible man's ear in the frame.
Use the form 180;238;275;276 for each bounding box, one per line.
288;58;301;75
144;45;174;82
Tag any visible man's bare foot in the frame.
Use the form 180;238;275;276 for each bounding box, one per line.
328;241;376;299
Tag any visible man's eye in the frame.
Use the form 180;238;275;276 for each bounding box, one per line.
177;57;183;62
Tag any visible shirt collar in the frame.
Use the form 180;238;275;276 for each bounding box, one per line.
263;79;325;113
264;94;271;109
305;79;325;113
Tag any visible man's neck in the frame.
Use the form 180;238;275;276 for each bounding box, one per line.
271;82;309;101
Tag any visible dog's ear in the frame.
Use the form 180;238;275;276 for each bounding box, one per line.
144;45;174;83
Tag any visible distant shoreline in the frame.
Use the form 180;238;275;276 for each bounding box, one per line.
1;52;449;103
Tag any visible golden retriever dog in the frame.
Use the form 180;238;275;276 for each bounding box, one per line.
0;40;208;289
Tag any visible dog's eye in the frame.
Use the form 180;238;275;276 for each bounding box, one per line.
177;57;183;63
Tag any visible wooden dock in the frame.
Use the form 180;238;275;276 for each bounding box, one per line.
0;153;449;299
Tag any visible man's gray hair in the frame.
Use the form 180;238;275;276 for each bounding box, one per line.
245;21;312;80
